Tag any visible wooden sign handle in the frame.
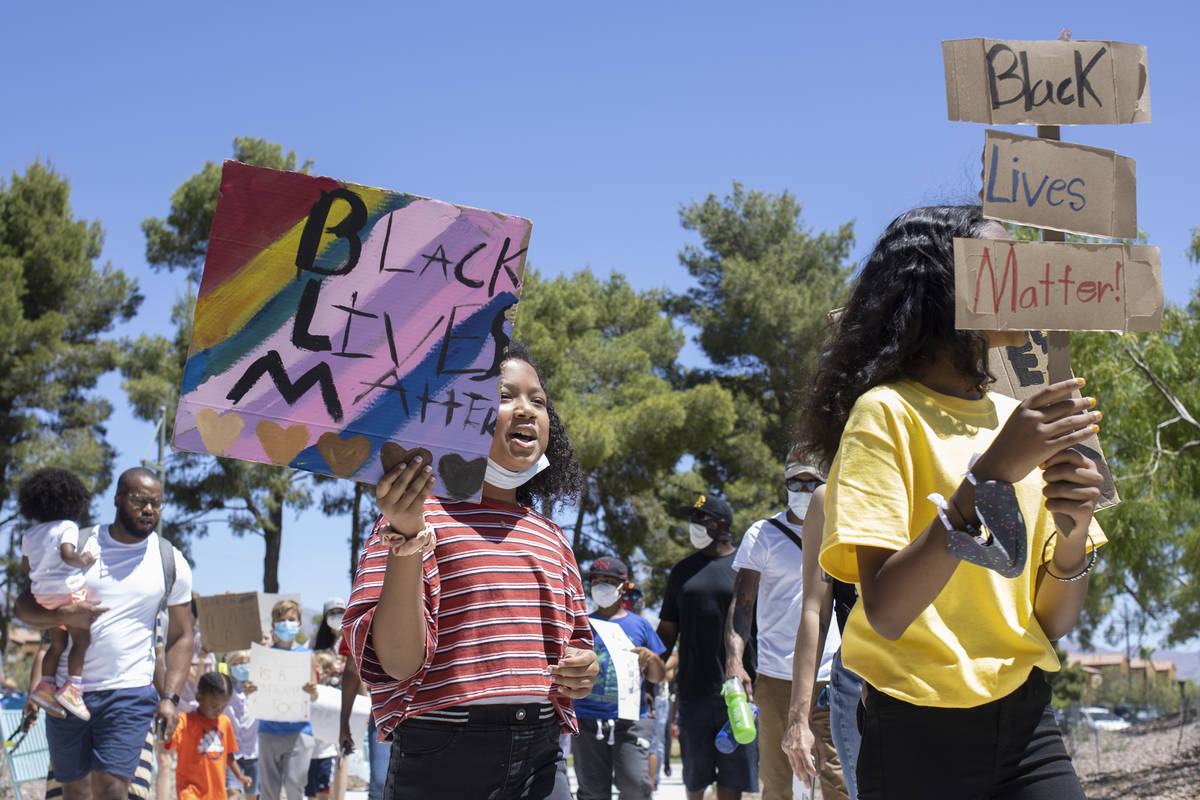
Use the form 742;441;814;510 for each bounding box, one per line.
1037;124;1077;538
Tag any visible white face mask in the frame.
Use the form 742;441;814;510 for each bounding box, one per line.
484;454;551;490
689;522;714;549
787;490;814;519
590;583;621;608
325;612;343;632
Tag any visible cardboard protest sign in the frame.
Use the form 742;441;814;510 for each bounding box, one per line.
987;333;1118;509
943;39;1150;125
195;593;262;653
981;130;1137;239
172;161;532;501
247;642;311;723
954;238;1162;332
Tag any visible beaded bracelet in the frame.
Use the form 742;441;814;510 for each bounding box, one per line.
1041;530;1097;582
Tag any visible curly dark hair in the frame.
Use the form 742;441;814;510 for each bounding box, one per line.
502;341;585;508
796;206;995;469
17;468;90;524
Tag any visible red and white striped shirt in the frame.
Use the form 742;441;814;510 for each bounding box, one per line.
345;497;592;738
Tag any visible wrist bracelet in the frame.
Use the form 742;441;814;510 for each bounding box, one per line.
1041;530;1097;582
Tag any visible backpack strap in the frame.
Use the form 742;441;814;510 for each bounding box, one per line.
76;524;101;552
764;517;803;550
157;534;177;612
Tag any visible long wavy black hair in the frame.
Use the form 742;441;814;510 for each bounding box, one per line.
796;205;995;469
501;341;585;508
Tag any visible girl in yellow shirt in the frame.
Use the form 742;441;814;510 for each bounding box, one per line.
796;206;1104;799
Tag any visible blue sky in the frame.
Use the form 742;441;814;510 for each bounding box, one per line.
4;1;1197;644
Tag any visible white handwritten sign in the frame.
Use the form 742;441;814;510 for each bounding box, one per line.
310;684;370;745
247;642;312;723
590;618;641;721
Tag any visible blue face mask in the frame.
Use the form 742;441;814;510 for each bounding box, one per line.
230;664;250;682
274;620;300;641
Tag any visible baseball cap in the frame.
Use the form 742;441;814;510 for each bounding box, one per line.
784;446;826;482
686;494;734;527
588;556;629;582
323;597;346;614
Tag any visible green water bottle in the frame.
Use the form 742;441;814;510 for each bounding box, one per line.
721;677;757;744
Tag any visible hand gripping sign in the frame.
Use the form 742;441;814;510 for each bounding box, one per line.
172;162;532;501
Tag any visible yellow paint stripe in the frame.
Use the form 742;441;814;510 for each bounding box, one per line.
193;186;392;351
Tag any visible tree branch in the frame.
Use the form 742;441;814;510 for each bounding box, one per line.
1112;343;1200;479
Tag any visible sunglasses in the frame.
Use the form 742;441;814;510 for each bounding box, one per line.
785;477;822;493
122;493;163;510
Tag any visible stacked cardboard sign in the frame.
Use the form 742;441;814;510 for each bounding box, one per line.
942;37;1166;510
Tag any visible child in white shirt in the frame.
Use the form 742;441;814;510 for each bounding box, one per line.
19;467;99;720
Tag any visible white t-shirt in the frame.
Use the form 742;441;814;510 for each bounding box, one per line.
22;520;100;597
731;511;840;682
56;526;193;691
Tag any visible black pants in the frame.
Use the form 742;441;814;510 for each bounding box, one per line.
856;669;1085;800
384;704;570;800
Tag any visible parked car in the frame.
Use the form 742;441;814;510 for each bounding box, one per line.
1133;707;1163;723
1081;706;1131;731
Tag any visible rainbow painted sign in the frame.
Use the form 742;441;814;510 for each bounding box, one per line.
172;161;531;500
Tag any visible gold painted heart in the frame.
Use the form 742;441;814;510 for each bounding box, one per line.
256;421;310;466
195;409;245;456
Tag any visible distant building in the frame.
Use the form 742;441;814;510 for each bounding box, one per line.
1066;652;1178;692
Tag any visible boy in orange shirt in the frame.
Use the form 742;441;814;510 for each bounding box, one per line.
169;672;253;800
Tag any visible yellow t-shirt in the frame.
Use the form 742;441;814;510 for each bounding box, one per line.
818;380;1105;708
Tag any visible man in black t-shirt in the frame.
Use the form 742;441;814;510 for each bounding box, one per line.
657;494;757;800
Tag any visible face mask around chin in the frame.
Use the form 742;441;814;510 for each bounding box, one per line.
689;522;714;549
484;454;551;490
787;490;814;518
590;583;621;608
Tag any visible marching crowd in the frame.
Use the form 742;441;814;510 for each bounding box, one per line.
13;206;1106;800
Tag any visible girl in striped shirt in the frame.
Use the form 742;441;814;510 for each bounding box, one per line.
344;342;598;800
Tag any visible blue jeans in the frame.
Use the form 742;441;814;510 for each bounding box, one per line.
829;650;863;800
366;715;389;800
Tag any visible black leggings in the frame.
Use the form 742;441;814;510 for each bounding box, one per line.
856;669;1085;800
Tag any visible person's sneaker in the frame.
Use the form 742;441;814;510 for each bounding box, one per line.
30;680;67;719
54;682;90;721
